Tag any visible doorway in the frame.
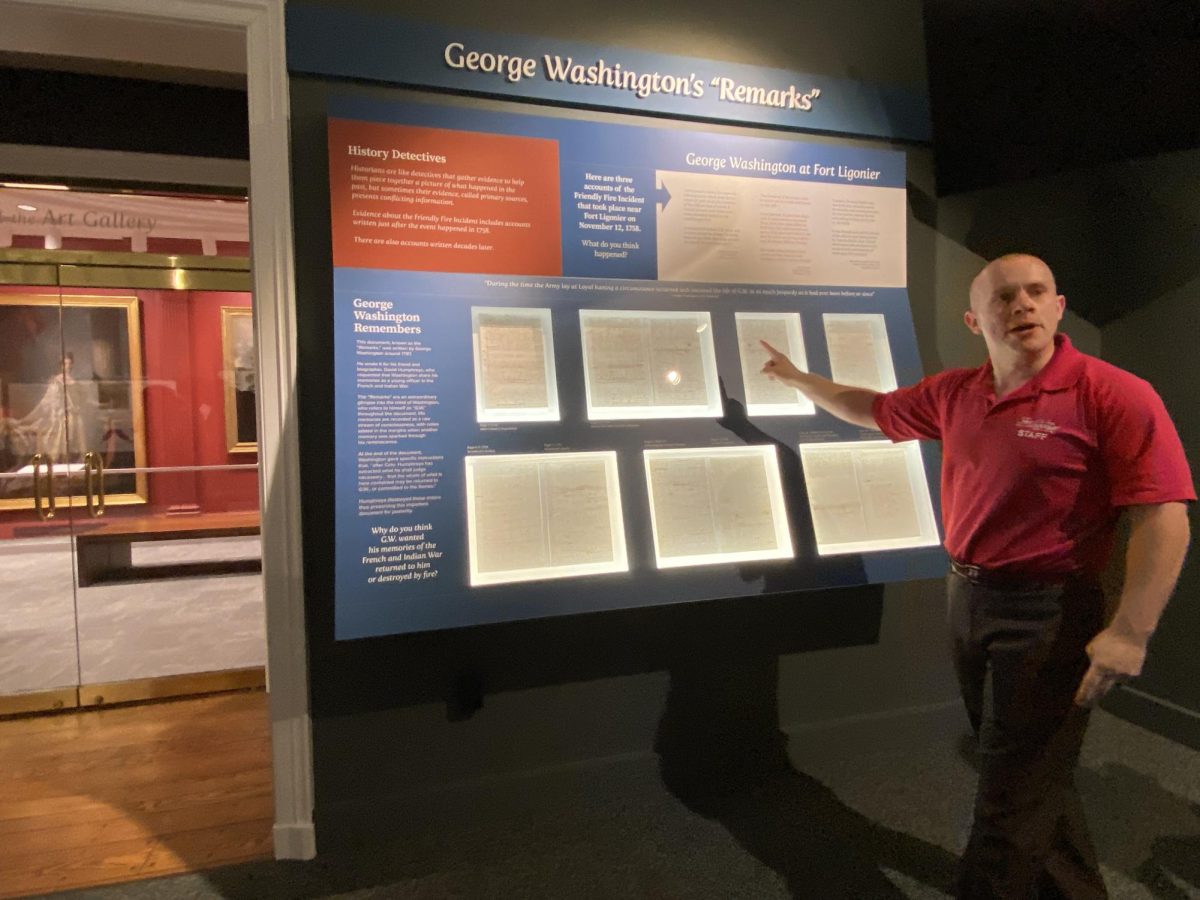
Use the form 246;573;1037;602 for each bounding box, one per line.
0;196;265;714
0;190;278;895
0;0;313;861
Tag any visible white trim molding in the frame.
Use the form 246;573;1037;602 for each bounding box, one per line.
0;0;315;860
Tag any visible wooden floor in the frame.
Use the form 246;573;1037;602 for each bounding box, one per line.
0;690;273;899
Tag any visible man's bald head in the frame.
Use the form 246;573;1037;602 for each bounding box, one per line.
963;253;1065;366
969;254;1058;312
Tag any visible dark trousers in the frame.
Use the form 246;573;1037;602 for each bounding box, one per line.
948;571;1109;900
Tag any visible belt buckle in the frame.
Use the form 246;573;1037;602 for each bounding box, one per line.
953;560;983;582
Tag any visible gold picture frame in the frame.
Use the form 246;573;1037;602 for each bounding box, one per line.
0;293;148;511
221;306;257;454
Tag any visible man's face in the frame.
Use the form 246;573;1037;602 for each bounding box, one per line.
964;256;1065;360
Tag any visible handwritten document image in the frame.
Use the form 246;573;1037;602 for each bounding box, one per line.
472;306;559;423
466;451;628;586
643;445;793;569
822;313;898;393
798;440;939;555
735;312;815;415
580;309;722;419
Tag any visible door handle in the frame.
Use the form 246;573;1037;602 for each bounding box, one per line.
31;453;57;521
83;451;106;518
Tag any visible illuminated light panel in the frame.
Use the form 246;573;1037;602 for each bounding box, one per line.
643;445;793;569
465;451;628;586
798;439;939;555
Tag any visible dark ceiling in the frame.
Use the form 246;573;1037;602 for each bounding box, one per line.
2;3;1197;326
922;1;1200;326
924;0;1200;195
0;68;249;161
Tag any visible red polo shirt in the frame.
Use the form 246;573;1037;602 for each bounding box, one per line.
872;334;1195;577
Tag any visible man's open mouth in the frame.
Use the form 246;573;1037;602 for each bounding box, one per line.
1010;323;1039;335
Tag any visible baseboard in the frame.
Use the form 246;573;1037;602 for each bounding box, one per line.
79;667;266;707
1101;685;1200;751
0;668;265;717
0;687;79;717
273;822;317;860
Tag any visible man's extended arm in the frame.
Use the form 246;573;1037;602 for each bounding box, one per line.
759;340;879;429
1074;501;1191;707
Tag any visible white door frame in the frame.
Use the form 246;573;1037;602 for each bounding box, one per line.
0;0;315;860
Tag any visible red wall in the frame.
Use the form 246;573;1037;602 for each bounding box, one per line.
0;286;258;538
188;291;258;511
137;288;259;513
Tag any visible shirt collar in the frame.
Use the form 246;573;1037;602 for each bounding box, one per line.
1037;333;1086;391
967;332;1085;396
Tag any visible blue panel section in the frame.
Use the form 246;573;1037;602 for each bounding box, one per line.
333;274;947;640
289;4;931;142
327;97;946;639
559;160;658;280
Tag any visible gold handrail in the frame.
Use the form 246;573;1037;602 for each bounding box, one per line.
31;454;56;521
46;458;57;520
83;451;106;518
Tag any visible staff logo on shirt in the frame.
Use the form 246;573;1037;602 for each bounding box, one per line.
1016;417;1059;440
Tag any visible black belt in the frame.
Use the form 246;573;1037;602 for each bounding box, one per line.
949;559;1077;590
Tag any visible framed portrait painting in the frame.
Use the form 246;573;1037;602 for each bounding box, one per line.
221;306;257;454
0;293;148;511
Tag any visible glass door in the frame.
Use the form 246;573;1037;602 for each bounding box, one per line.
0;241;263;713
57;266;265;706
0;276;83;714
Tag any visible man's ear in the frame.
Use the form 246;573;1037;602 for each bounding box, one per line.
963;308;981;334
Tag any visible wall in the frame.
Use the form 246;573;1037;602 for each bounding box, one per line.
935;149;1200;740
1099;152;1200;726
290;0;963;831
931;208;1101;368
1104;271;1200;719
135;288;259;514
188;291;258;511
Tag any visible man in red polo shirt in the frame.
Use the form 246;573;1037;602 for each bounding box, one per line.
761;253;1193;899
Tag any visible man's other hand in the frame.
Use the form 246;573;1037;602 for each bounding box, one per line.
1073;626;1148;707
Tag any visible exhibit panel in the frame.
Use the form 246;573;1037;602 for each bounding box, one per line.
823;313;898;393
465;451;627;586
644;445;792;569
735;312;814;416
580;309;722;420
322;94;946;639
798;440;939;555
471;306;560;423
287;4;932;143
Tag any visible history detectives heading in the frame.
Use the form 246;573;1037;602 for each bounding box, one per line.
344;144;881;184
443;42;822;111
